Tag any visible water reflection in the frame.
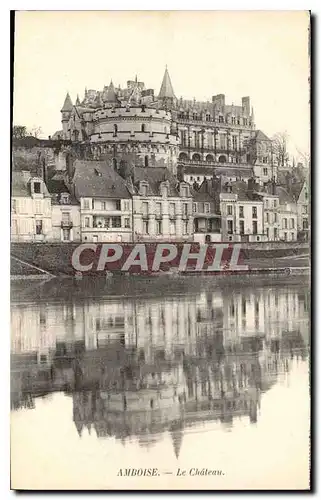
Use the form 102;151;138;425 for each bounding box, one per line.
11;279;309;459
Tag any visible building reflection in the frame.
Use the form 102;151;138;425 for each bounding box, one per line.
11;284;309;457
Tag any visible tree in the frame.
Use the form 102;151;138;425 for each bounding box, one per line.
29;126;43;139
272;132;289;169
12;125;27;139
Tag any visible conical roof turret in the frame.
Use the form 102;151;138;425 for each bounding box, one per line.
61;92;73;112
158;66;176;100
105;80;119;103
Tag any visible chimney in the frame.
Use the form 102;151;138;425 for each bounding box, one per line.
242;96;250;115
48;135;51;140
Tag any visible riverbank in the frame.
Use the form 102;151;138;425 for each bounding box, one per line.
11;241;310;279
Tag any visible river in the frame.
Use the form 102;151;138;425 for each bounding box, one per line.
10;275;310;490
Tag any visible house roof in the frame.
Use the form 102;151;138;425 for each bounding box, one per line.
289;181;305;202
224;180;262;201
46;174;78;205
132;167;181;196
254;130;271;142
274;186;295;205
12;171;31;196
72;160;131;199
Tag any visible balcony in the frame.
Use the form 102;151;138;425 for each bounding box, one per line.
176;117;253;130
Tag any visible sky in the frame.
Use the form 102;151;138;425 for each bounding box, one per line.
13;11;310;158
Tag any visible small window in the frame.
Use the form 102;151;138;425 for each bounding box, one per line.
83;200;90;210
113;124;118;135
84;217;90;228
227;205;233;216
115;200;121;210
124;218;130;228
240;220;245;235
143;220;149;234
239;206;244;218
156;220;162;235
274;228;278;240
193;203;197;213
219;115;224;123
252;221;258;234
252;206;257;219
263;168;268;176
144;155;149;167
124;201;130;211
34;182;41;194
35;220;43;235
141;124;146;132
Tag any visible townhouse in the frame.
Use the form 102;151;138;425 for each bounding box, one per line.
70;160;133;243
11;171;52;242
219;179;265;242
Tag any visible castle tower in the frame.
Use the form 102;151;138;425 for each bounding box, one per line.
158;66;176;108
103;80;119;107
61;92;73;139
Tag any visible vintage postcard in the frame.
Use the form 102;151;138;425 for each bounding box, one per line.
10;10;311;491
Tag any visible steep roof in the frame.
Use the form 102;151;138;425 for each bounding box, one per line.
132;166;180;196
104;81;119;103
255;130;271;142
72;160;131;199
223;180;262;201
158;67;176;99
274;185;295;205
46;174;78;205
12;171;31;196
289;181;305;202
61;92;73;112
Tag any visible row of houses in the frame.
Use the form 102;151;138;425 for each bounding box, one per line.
11;160;310;244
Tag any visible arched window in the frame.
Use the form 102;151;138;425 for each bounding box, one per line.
192;153;201;162
206;154;214;162
141;124;146;132
179;152;188;161
144;155;149;167
206;114;211;122
218;155;227;163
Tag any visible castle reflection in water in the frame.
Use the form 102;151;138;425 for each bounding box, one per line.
11;279;309;458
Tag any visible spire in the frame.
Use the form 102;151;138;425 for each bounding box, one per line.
75;94;80;106
105;80;118;103
61;92;73;112
158;67;175;99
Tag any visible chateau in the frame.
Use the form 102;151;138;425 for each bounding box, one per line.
57;68;274;184
11;68;310;244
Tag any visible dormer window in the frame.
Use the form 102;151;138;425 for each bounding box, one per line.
60;193;70;204
140;182;148;196
34;182;41;194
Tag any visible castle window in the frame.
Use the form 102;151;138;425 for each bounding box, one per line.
141;124;146;132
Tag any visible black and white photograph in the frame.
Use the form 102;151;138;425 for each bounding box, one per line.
10;10;311;490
